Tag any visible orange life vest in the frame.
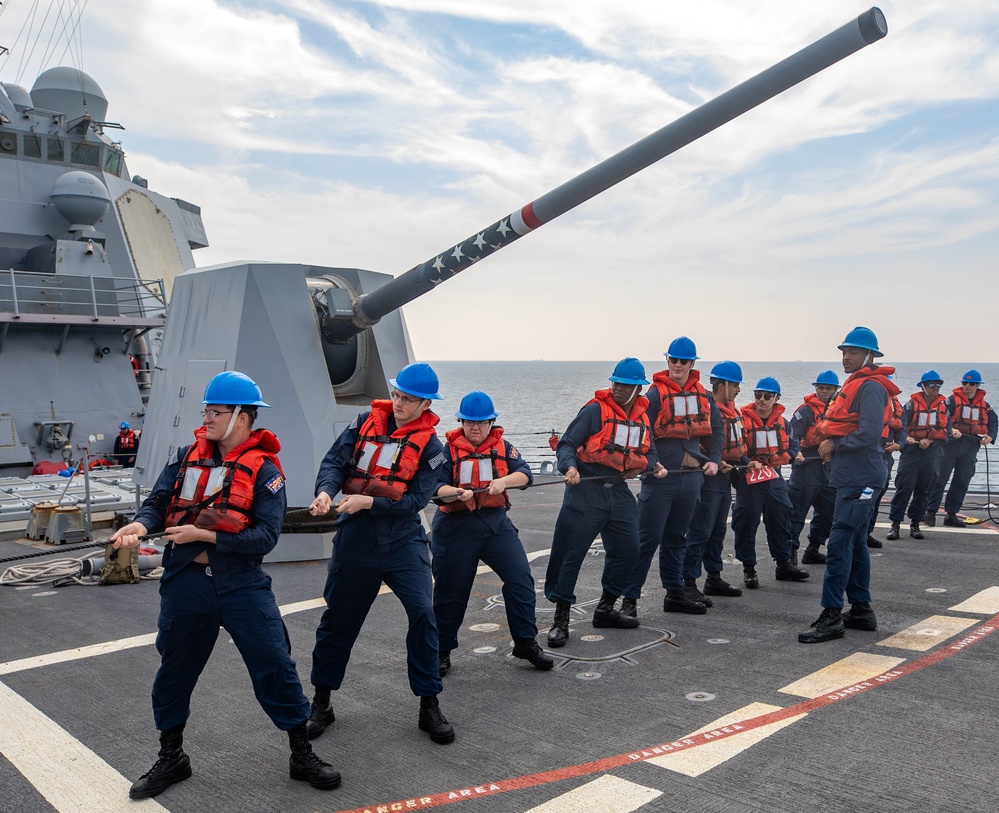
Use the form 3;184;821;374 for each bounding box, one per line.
814;366;900;440
882;395;903;440
117;430;137;450
343;400;440;500
577;389;652;474
650;369;712;439
951;388;990;436
797;394;829;449
440;426;511;513
711;400;747;462
907;391;948;441
165;427;283;533
741;403;791;466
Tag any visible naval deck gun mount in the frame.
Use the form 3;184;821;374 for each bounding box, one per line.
136;9;888;561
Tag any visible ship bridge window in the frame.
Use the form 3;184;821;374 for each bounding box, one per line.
0;131;16;155
23;134;41;159
70;141;100;167
104;149;121;176
48;138;64;161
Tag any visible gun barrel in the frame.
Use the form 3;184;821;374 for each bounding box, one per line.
354;8;887;327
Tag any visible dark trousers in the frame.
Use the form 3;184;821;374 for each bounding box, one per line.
732;475;794;566
927;440;980;515
311;528;441;698
544;480;639;604
869;454;895;535
432;515;538;652
787;460;835;548
625;471;702;597
822;487;879;609
889;446;942;523
684;484;733;579
153;566;310;732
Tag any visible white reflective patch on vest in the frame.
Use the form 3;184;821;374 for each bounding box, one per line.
756;429;778;448
357;441;378;472
673;394;698;417
205;467;225;497
180;467;203;501
962;406;980;421
459;460;474;485
918;412;937;427
729;424;743;442
628;425;642;448
376;441;401;469
478;458;493;482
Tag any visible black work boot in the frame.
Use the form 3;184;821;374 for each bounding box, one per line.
886;522;900;541
703;572;742;597
683;578;713;608
943;513;966;527
547;600;571;648
288;723;341;789
129;725;192;800
924;511;937;527
438;651;451;677
620;596;638;618
841;602;877;631
593;589;640;628
305;689;335;739
909;521;924;540
418;695;455;744
512;639;555;670
775;560;810;581
663;588;707;614
801;541;826;564
798;607;847;643
743;566;759;589
867;535;883;549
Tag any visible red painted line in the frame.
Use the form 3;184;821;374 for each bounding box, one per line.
520;202;543;231
329;614;999;813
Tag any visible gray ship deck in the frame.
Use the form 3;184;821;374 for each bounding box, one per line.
2;486;998;813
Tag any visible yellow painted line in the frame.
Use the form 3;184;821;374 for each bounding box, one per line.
0;678;167;812
779;652;906;698
876;615;979;652
644;702;806;777
525;774;662;813
0;633;157;676
948;587;999;615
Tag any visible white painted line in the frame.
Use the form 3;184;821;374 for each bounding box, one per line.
779;652;906;698
0;633;157;676
948;586;999;615
644;702;806;777
876;615;979;652
524;774;662;813
0;678;167;812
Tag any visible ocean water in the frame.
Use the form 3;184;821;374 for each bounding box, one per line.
429;360;999;497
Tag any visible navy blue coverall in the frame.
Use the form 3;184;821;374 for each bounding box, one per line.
431;440;537;652
787;402;835;551
926;393;997;516
889;399;952;525
135;444;310;733
310;410;444;699
544;401;659;604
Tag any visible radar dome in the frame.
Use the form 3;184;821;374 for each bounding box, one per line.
51;171;111;229
1;82;32;113
31;67;108;121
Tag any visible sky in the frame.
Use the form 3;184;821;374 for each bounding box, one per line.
2;0;997;363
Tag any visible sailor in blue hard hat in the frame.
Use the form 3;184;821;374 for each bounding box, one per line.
307;362;455;745
619;337;725;617
431;391;553;675
545;358;667;645
925;370;997;527
110;371;340;797
114;420;139;467
799;328;900;644
786;370;841;566
885;371;951;542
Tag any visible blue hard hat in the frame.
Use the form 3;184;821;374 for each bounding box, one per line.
918;370;943;386
812;370;840;387
665;336;698;360
609;357;650;386
456;391;498;421
202;371;270;407
709;360;743;384
390;362;442;400
119;421;130;430
962;369;983;385
754;376;781;395
838;326;883;358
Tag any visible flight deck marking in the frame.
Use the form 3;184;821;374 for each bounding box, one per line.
0;678;169;813
524;774;661;812
778;652;905;698
949;586;999;614
875;615;978;652
327;614;999;813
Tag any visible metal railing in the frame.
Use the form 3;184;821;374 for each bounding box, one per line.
1;270;166;320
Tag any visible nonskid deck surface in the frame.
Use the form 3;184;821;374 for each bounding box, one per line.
1;485;998;813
